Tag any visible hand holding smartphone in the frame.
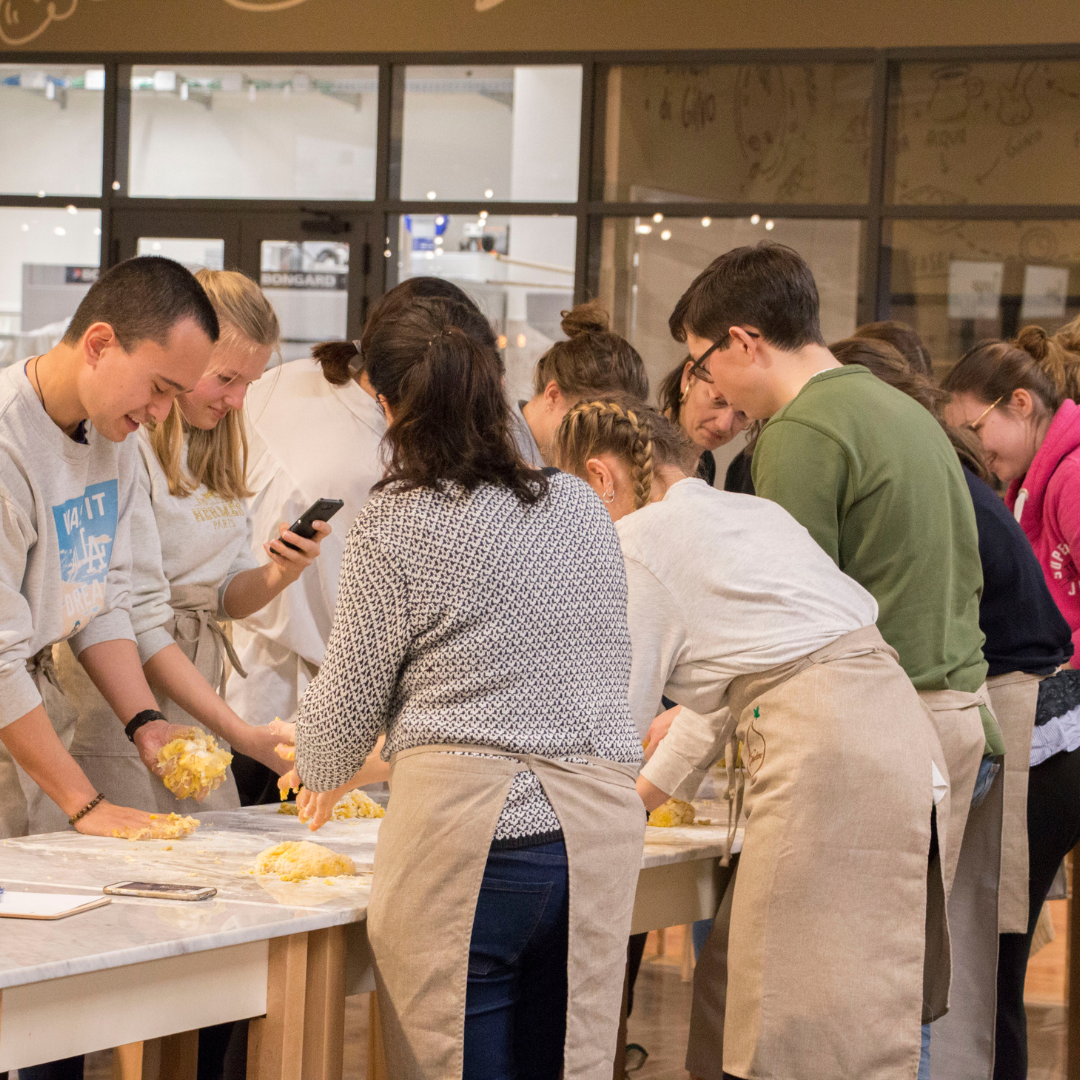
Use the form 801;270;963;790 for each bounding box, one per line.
272;498;344;555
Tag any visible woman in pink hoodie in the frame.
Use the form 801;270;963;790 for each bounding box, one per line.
944;329;1080;662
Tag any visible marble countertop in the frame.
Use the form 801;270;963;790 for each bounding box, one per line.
0;802;739;991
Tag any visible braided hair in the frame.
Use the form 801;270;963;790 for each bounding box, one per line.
555;393;698;510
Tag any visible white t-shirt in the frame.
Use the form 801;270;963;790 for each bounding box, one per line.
226;360;386;726
617;478;879;798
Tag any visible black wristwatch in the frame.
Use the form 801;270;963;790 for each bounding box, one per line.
125;709;167;743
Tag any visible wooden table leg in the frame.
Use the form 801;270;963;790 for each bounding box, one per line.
367;993;388;1080
113;1031;197;1080
302;927;346;1080
257;933;310;1080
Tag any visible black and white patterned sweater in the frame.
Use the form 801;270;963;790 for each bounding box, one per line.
295;472;642;845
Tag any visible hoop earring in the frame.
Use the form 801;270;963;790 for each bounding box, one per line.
679;383;691;403
601;488;615;504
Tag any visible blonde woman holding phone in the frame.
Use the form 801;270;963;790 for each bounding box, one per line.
63;269;328;812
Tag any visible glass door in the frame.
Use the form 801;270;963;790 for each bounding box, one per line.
110;209;239;272
240;211;372;363
108;209;373;364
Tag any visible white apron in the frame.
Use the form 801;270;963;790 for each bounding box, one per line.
66;584;241;813
366;743;645;1080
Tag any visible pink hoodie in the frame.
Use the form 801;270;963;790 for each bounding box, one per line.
1007;399;1080;659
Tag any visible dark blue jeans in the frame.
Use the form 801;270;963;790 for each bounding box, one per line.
464;838;569;1080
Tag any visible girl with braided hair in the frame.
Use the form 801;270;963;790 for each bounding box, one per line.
555;395;950;1080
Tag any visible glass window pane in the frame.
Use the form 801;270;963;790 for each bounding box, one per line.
888;61;1080;205
0;66;104;196
599;63;873;204
599;215;865;394
393;214;576;402
0;207;102;366
261;241;349;363
399;66;582;202
884;219;1080;368
129;66;378;199
136;238;225;272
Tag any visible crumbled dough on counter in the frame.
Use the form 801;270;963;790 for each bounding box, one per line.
647;798;696;828
112;813;200;842
255;841;356;882
277;789;385;820
157;729;232;800
331;790;386;819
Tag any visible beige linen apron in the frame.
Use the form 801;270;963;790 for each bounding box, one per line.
66;585;241;813
928;676;1031;1080
985;672;1041;933
0;647;81;837
686;626;945;1080
918;687;992;898
366;742;645;1080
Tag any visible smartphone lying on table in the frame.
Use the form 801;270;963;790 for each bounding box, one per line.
273;497;345;554
104;881;217;901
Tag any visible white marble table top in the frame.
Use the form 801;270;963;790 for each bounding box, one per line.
0;802;740;991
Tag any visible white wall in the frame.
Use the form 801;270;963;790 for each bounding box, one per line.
0;78;103;196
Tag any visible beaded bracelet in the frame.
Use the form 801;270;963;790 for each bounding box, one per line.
69;792;106;827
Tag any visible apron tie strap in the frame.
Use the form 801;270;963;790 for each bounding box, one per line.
26;645;63;694
168;585;248;693
722;735;743;867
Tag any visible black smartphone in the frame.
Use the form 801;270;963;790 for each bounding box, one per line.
274;498;345;553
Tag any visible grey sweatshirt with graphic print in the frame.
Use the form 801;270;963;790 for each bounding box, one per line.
0;362;169;728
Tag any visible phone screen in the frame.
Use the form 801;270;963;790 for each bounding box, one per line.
104;881;217;900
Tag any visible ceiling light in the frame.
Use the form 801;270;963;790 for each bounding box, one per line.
479;210;489;220
635;224;652;235
112;180;121;191
750;214;760;225
383;248;392;257
21;223;29;232
652;213;663;223
497;334;508;349
66;205;78;214
426;191;437;200
484;189;494;199
516;334;527;348
53;226;66;236
765;219;775;231
661;229;672;241
701;217;712;227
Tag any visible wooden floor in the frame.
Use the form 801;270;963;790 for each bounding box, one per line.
75;905;1071;1080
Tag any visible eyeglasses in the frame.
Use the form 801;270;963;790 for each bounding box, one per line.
688;330;760;383
963;395;1004;434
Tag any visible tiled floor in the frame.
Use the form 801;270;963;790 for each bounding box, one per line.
75;904;1071;1080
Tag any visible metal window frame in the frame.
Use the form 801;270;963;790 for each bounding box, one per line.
4;44;1080;325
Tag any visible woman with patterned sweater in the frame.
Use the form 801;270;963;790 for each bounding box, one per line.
292;296;645;1080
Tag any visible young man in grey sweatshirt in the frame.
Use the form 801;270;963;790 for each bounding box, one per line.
0;256;219;839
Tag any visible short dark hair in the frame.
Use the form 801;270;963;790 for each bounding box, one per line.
669;242;824;351
312;276;489;387
854;320;933;377
367;298;547;505
64;256;219;351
